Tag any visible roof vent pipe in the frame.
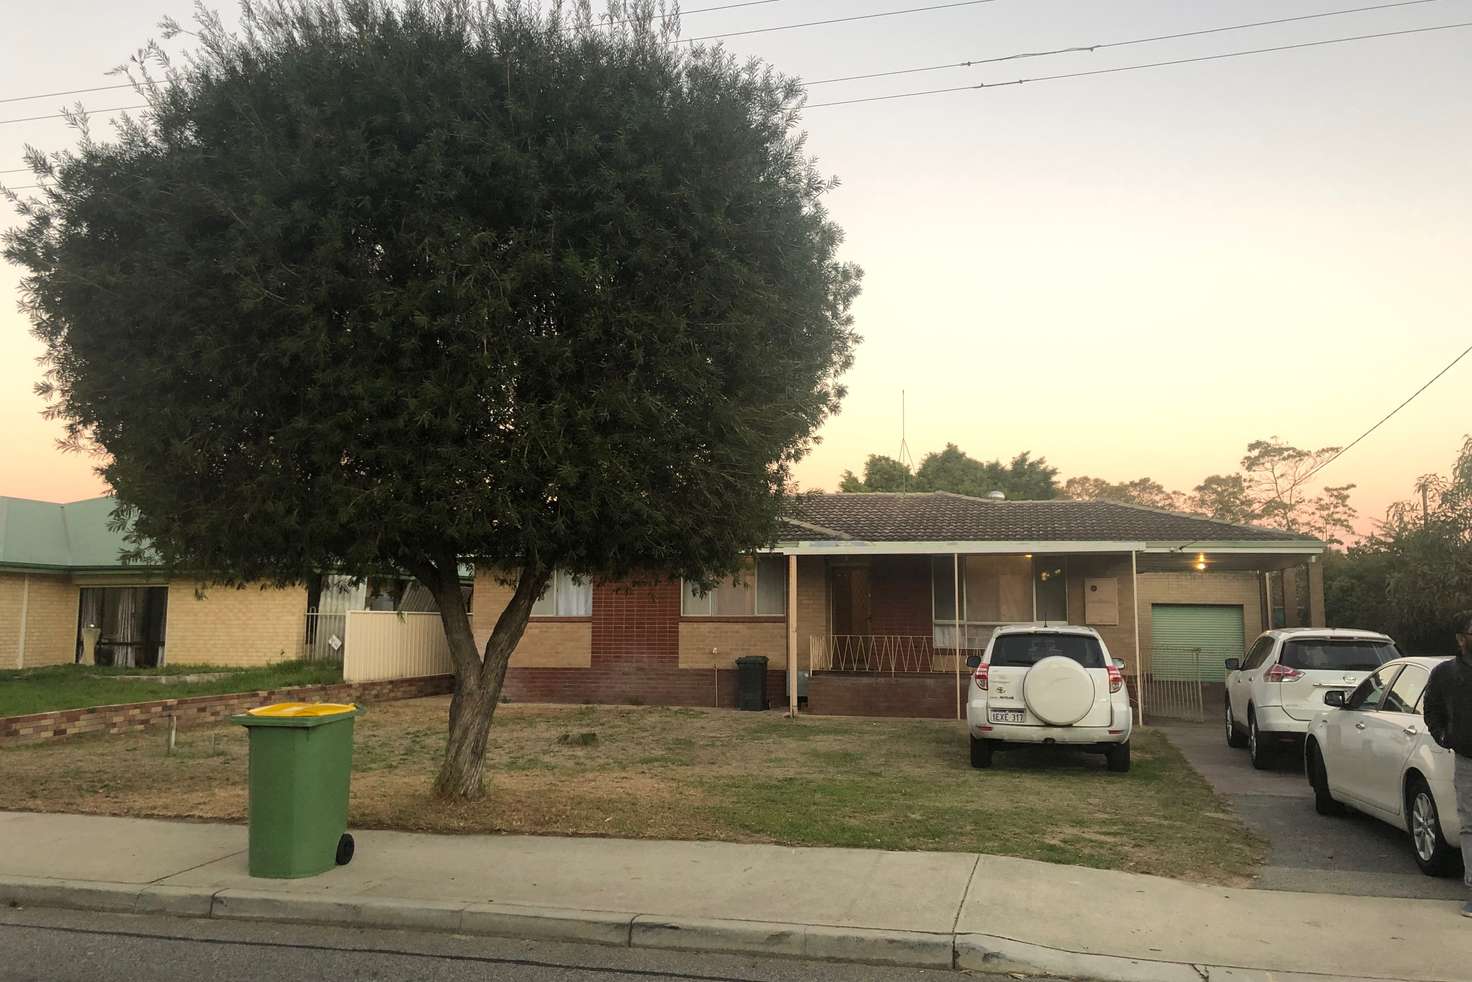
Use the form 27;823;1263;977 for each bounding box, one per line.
985;490;1006;500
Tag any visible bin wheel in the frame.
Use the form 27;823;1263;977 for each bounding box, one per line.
335;833;355;866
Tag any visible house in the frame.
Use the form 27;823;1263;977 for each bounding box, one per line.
485;492;1325;719
0;496;306;669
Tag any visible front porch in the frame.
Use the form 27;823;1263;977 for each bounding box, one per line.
787;547;1326;723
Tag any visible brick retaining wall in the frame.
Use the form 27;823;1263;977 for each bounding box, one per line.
503;666;786;710
806;672;959;719
0;674;453;747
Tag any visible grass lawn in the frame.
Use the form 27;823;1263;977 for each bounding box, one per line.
0;699;1264;884
0;660;344;717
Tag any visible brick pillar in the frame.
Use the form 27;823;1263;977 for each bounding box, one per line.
1281;567;1301;628
1307;561;1326;628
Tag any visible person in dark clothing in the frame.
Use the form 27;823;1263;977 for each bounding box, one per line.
1424;609;1472;917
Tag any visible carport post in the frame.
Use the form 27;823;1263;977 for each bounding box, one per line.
954;552;962;721
787;553;799;716
1132;550;1145;726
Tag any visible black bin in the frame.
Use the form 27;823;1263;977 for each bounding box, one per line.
736;655;769;711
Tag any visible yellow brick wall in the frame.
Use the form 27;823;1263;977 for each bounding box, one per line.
678;620;787;668
0;573;80;668
1064;555;1139;670
1136;570;1263;661
21;575;79;667
164;581;306;667
795;557;828;669
472;569;592;668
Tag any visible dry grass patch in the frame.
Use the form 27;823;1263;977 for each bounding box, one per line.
0;698;1264;884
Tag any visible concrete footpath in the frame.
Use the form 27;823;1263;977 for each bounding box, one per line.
1;811;1467;982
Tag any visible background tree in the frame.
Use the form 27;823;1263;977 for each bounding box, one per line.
1060;475;1185;510
1240;438;1341;531
5;0;859;798
1190;474;1255;524
837;444;1058;499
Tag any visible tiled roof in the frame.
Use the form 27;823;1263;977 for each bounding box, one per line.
780;492;1320;546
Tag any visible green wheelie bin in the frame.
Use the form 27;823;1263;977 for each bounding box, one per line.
231;702;360;878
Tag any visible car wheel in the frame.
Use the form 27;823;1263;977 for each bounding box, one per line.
969;735;993;770
1106;740;1131;773
1248;712;1274;770
1407;776;1459;877
1225;699;1247;749
1307;742;1343;816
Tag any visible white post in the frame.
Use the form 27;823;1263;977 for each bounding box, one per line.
1132;550;1144;726
787;553;799;717
953;552;962;721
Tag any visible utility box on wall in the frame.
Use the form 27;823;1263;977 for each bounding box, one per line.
1084;578;1119;626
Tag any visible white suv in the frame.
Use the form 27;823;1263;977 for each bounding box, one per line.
965;625;1133;772
1225;628;1400;769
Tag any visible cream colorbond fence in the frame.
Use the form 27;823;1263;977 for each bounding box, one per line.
342;610;453;682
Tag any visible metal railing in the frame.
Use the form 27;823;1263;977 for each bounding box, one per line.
1140;645;1232;723
809;635;959;674
303;611;347;662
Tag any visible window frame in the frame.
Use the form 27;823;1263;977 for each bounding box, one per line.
1243;637;1275;671
1346;666;1401;713
681;555;788;619
530;569;593;619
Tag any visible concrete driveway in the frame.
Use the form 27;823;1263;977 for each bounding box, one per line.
1159;721;1465;899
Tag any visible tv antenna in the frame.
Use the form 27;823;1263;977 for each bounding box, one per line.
899;390;915;492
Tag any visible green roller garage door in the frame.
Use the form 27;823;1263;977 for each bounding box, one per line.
1151;604;1245;683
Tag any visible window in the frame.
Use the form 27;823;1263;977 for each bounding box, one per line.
989;632;1105;669
1243;638;1275;671
682;556;787;617
1383;666;1428;715
931;556;1033;623
1280;639;1398;672
531;570;592;617
1346;667;1399;712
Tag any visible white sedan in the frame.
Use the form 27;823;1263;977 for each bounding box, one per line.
1305;655;1463;876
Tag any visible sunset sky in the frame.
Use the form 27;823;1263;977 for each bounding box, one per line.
3;0;1469;532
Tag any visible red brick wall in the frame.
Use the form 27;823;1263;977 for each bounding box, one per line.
592;580;680;667
503;666;786;710
806;672;958;719
0;674;453;747
869;557;934;638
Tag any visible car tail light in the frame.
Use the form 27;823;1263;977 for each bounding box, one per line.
1265;664;1305;682
1107;663;1124;694
973;664;989;690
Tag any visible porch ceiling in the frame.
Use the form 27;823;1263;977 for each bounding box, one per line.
1134;552;1313;573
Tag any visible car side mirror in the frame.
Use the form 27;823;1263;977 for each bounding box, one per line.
1224;658;1241;672
1324;690;1346;708
1112;658;1126;670
965;655;982;668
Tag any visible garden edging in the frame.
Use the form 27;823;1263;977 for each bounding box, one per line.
0;675;452;746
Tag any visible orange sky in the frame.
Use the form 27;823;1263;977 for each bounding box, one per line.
3;1;1470;531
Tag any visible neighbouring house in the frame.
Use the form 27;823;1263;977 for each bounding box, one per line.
481;492;1326;720
0;495;309;669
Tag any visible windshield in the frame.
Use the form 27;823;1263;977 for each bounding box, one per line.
989;633;1106;669
1280;639;1398;672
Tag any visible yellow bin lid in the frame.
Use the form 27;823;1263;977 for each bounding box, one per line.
247;702;357;718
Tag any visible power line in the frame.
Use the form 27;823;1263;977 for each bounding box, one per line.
806;20;1472;107
680;0;999;44
1297;343;1472;487
0;104;148;127
0;82;134;106
807;0;1457;86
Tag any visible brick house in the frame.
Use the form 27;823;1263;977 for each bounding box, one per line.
486;492;1326;719
0;495;306;669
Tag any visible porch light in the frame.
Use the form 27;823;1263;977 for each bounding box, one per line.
1194;561;1207;571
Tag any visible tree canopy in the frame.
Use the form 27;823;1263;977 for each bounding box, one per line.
838;445;1058;499
5;0;860;796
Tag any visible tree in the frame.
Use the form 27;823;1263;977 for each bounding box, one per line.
838;444;1058;499
839;455;911;492
1239;438;1340;532
5;0;860;798
1061;475;1185;510
1191;474;1255;525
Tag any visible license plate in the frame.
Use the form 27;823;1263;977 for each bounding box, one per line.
990;709;1024;724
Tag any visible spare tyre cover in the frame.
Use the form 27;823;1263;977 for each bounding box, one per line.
1022;655;1096;726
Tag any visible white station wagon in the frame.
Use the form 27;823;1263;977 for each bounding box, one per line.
1306;655;1464;876
966;624;1132;772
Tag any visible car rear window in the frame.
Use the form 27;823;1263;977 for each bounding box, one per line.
989;634;1106;669
1279;639;1398;672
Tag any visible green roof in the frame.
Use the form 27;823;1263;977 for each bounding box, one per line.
0;496;139;571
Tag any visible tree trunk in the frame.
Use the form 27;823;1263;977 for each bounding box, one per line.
420;557;550;800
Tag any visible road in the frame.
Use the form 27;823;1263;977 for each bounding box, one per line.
1160;721;1464;899
0;906;1050;982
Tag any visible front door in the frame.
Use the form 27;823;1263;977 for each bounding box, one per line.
831;565;871;636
